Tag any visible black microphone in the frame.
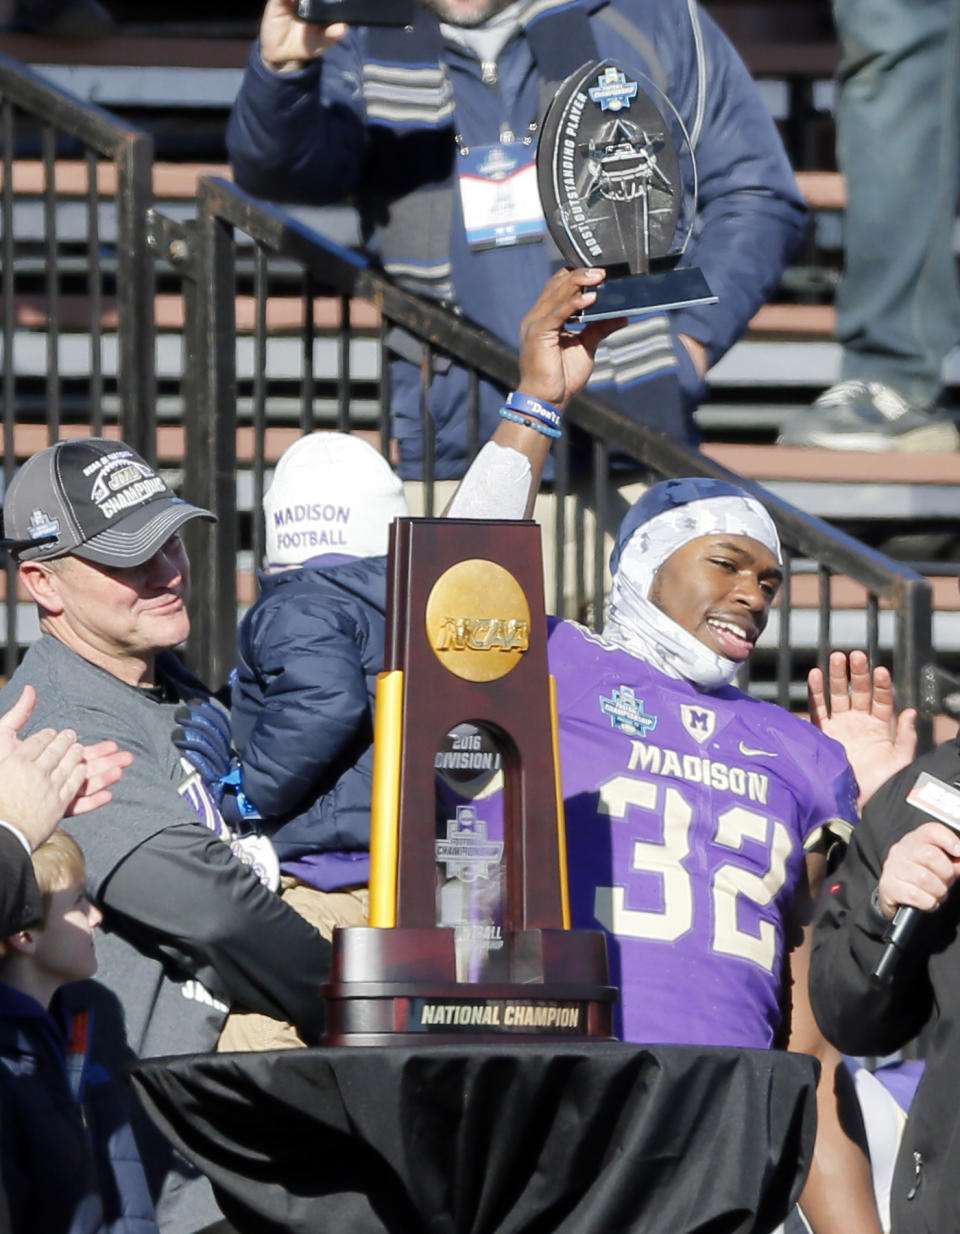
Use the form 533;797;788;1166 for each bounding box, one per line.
871;770;960;986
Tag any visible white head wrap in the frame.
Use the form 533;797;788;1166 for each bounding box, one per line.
602;481;782;689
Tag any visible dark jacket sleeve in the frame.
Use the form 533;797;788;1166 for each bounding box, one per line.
100;825;331;1045
227;38;368;205
233;596;371;821
0;827;42;936
809;760;941;1057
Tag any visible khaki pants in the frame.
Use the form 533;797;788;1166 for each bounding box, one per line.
403;472;650;622
217;881;369;1052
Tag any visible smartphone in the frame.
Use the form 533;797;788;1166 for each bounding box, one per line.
294;0;414;25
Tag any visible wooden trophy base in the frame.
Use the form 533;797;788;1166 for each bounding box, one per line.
323;926;617;1046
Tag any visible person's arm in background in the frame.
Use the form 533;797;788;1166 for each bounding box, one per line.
95;760;332;1044
786;853;884;1234
227;0;365;205
445;267;623;519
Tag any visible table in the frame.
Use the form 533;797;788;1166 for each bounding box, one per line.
130;1042;816;1234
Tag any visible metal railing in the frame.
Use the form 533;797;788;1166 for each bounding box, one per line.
173;176;937;747
0;50;156;677
0;52;944;750
0;51;155;453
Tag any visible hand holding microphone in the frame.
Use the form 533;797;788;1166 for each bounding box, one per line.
871;771;960;985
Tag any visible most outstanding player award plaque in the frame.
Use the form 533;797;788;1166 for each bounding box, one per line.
322;519;616;1044
537;58;718;321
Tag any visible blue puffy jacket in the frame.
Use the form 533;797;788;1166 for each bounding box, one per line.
227;0;806;475
231;557;386;864
0;985;158;1234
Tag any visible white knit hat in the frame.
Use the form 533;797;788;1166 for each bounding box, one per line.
263;433;410;566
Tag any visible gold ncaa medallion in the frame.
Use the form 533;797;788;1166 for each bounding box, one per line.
425;559;531;681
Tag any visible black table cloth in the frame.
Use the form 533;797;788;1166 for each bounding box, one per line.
130;1042;816;1234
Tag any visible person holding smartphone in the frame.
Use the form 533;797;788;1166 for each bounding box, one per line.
227;0;806;482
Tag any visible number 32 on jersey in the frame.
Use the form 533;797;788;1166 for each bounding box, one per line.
592;774;792;971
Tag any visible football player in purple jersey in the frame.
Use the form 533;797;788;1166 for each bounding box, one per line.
449;268;902;1234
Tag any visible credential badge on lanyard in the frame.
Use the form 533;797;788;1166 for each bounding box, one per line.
458;136;547;251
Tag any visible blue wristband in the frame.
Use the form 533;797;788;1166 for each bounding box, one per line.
505;390;562;428
499;407;562;438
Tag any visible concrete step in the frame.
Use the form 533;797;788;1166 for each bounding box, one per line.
2;293;380;332
0;33;251;69
703;444;960;522
0;331;381;381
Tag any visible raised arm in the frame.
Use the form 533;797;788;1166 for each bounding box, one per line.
227;0;364;204
445;267;624;519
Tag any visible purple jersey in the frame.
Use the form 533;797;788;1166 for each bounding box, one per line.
548;618;859;1049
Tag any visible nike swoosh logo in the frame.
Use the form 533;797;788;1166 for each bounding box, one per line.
738;741;778;758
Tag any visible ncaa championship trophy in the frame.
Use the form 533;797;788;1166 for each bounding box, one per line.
537;58;717;321
322;518;616;1044
129;532;817;1234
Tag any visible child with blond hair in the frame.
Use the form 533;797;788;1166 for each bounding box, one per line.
0;830;158;1234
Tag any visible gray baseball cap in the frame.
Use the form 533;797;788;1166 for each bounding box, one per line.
1;438;215;568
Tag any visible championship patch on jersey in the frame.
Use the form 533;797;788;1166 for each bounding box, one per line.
599;685;657;736
680;704;716;745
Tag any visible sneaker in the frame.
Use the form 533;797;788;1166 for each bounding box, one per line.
778;380;960;451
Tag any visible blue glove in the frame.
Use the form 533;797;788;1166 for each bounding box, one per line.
172;697;233;801
173;698;263;832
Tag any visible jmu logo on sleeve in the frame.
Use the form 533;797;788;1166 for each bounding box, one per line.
177;760;281;890
680;704;716;745
177;762;230;839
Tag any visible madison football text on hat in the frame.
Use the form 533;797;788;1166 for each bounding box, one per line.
263;432;410;566
2;438;215;568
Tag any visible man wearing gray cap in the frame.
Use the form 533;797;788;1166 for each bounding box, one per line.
0;438;333;1234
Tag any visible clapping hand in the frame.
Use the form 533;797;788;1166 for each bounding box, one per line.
0;687;133;848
